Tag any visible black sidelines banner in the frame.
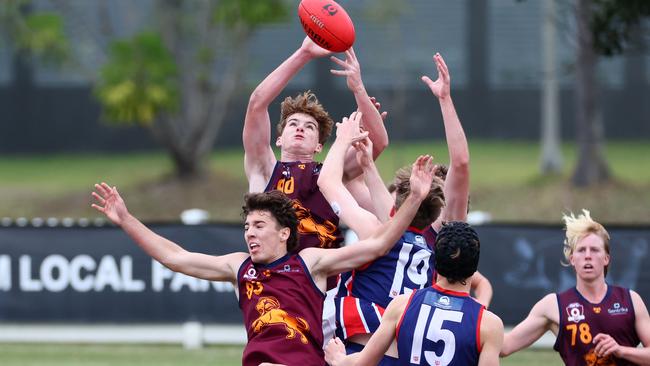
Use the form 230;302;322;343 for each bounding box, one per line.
0;224;648;325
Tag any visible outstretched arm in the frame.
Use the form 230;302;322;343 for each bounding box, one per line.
310;155;435;278
91;183;246;282
244;37;330;192
592;290;650;363
325;294;408;366
501;294;558;357
317;111;381;240
422;53;470;231
330;48;389;181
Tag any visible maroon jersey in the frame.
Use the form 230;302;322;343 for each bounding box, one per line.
237;254;326;366
265;161;343;251
554;285;640;365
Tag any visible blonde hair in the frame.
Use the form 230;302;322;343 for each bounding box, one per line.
561;209;610;275
393;166;445;230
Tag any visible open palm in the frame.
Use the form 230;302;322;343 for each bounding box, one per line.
421;53;451;99
91;182;129;226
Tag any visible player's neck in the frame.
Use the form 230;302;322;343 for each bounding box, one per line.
280;149;315;163
435;277;471;294
576;279;608;303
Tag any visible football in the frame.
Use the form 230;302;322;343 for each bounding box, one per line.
298;0;355;52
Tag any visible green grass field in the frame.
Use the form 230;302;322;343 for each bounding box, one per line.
0;343;563;366
0;140;648;224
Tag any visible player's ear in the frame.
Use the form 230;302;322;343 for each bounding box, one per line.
279;227;290;242
276;136;282;147
314;143;323;153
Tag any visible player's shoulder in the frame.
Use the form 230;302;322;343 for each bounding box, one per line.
481;309;504;334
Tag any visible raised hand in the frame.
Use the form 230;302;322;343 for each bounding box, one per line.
324;337;347;366
330;47;364;93
300;36;332;59
335;111;368;145
91;182;129;226
421;52;451;99
370;96;388;121
409;155;435;200
353;134;374;170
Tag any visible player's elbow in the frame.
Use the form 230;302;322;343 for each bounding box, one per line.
247;90;267;112
451;153;470;172
316;173;329;191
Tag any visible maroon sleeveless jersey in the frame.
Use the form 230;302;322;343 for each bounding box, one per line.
554;285;640;365
265;161;343;251
237;254;326;366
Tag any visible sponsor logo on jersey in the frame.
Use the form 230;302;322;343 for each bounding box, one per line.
276;264;300;274
607;302;629;315
567;302;586;323
425;292;463;311
414;235;426;246
593;306;601;314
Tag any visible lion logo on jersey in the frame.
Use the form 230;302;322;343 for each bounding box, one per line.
251;296;310;344
584;349;615;365
293;201;338;248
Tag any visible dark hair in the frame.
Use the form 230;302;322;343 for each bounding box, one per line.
242;191;299;252
433;164;448;180
392;166;445;230
278;91;334;145
434;221;480;284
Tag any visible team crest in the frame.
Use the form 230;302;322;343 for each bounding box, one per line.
567;302;586;323
243;267;258;280
593;306;601;314
251;296;310;344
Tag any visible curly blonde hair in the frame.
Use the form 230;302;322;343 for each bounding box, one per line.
277;91;333;145
561;209;610;275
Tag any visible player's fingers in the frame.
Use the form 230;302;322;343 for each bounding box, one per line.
380;111;388;120
100;182;113;194
330;69;352;77
95;183;110;196
593;333;605;343
91;203;104;212
421;75;434;87
92;192;105;204
436;52;449;72
329;55;348;67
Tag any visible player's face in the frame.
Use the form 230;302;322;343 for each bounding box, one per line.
570;233;610;281
244;210;289;264
277;113;323;156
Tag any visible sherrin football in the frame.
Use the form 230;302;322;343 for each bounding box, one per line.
298;0;355;52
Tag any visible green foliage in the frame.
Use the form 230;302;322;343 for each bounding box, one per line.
213;0;290;29
591;0;650;56
0;1;68;63
95;32;178;125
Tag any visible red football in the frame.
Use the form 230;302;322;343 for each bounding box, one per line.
298;0;355;52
